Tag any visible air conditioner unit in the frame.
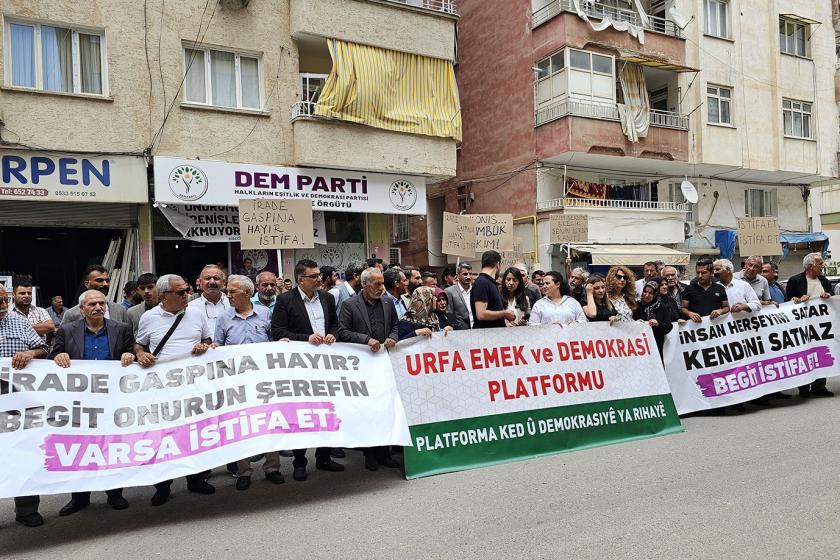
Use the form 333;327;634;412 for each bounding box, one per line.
684;222;696;239
389;247;402;265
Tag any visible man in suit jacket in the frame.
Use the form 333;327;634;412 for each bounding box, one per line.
50;290;136;516
271;259;345;481
785;252;834;398
337;267;399;471
63;265;128;324
444;263;474;331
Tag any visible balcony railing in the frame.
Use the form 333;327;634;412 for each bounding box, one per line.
381;0;457;15
292;101;318;120
535;98;689;130
537;197;689;212
532;0;682;38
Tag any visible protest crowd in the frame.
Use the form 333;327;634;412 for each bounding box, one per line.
0;248;836;528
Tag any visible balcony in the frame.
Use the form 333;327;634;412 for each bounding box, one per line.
537;197;688;212
535;98;689;130
532;0;682;38
381;0;457;15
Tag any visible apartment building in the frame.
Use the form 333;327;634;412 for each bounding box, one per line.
0;0;459;299
401;0;837;279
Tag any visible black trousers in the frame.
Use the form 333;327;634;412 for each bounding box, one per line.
154;470;210;490
70;489;123;502
363;446;391;461
800;377;827;392
293;448;331;468
14;495;39;516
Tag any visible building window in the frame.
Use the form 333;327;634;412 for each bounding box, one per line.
779;18;808;57
745;189;777;218
669;183;697;223
5;20;106;95
706;85;732;125
393;215;410;243
704;0;728;39
782;98;812;139
184;46;261;109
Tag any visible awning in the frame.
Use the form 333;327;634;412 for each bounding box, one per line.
780;231;829;258
570;244;690;266
585;43;699;73
780;14;820;26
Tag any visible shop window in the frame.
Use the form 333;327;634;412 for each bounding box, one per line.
5;19;106;95
393;215;410;243
744;189;777;218
184;45;261;109
782;98;812;139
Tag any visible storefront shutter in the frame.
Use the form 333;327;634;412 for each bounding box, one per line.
0;201;138;228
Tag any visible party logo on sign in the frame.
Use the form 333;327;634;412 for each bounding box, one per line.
168;165;208;201
389;179;417;211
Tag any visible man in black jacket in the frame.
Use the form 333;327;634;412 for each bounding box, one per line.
271;259;345;481
50;290;136;516
785;252;834;398
337;267;399;471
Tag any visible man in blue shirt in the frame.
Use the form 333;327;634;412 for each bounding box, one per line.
251;271;278;312
51;289;136;517
762;262;786;304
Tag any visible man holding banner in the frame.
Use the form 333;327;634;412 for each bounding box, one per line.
785;253;834;398
50;290;135;516
0;284;49;527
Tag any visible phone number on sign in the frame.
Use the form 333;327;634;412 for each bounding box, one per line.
0;187;49;197
53;190;97;197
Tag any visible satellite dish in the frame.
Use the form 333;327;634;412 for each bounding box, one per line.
668;6;689;29
681;179;699;203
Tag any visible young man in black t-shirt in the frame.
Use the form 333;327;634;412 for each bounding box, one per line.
471;250;516;328
681;259;730;321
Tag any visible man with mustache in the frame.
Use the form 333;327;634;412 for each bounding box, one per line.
188;264;230;334
62;265;128;324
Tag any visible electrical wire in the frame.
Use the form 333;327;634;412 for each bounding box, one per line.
144;0;154;144
157;0;167;125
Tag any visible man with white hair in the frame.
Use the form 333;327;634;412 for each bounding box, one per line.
734;256;772;304
785;252;834;398
338;267;399;471
134;274;215;505
50;290;135;516
568;266;590;306
188;264;229;334
0;284;49;527
713;259;760;313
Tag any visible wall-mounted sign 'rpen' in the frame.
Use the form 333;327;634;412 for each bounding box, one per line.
238;199;314;249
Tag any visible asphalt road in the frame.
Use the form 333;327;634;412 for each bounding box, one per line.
1;380;839;560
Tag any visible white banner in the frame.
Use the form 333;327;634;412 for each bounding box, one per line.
153;156;427;215
1;150;148;203
0;342;410;498
662;298;840;414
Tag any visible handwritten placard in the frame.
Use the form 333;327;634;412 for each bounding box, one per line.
736;217;782;256
442;212;477;258
550;214;589;244
500;238;533;269
472;214;514;253
238;199;314;249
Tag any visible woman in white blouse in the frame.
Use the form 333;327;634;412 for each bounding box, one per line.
528;271;587;326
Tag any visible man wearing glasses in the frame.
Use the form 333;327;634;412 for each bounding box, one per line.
271;259;345;481
188;264;230;334
134;274;214;506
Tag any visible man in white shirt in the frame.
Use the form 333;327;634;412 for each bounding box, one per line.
713;259;761;313
134;274;214;506
331;264;363;313
188;264;230;334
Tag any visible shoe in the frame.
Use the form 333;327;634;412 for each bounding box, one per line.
266;471;285;484
330;448;346;459
730;404;746;412
378;457;401;469
107;495;129;510
293;467;308;482
316;459;345;472
810;388;835;398
226;462;238;476
769;391;792;400
235;476;251;491
187;480;215;495
365;455;379;471
799;389;812;398
58;498;90;517
752;396;771;406
279;450;294;457
151;488;170;506
15;513;43;527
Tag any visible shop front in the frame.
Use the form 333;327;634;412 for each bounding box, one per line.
0;149;149;305
152;156;426;282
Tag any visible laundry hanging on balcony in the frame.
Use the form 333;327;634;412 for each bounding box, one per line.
313;39;462;141
570;0;649;44
617;62;650;142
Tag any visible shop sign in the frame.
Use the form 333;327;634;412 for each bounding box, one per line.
0;150;147;203
153;156;426;215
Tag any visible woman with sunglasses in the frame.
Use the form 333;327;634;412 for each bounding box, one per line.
528;271;586;326
500;267;530;327
605;266;637;322
582;274;619;324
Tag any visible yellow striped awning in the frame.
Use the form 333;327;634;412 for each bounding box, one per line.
314;40;462;141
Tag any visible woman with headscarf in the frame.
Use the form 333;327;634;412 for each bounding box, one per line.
633;279;675;356
398;286;453;341
606;266;637;322
433;288;450;331
500;266;530;327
